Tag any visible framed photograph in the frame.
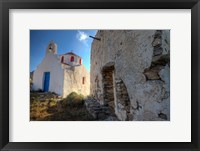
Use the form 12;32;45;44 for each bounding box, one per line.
0;0;199;151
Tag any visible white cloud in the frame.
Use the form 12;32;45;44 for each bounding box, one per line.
77;31;88;41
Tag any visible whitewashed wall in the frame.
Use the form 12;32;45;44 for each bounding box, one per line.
63;65;90;98
32;53;64;96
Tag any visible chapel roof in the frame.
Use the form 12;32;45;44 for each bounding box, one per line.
62;51;82;58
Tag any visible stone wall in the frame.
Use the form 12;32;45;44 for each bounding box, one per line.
90;30;170;121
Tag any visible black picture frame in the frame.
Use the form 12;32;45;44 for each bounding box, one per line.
0;0;199;151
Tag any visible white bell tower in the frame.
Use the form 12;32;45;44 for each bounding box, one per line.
46;40;57;55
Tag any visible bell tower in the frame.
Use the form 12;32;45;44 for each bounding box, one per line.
46;40;57;55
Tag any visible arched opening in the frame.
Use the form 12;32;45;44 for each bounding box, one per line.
101;62;116;115
70;56;74;62
61;56;64;63
79;59;82;65
82;77;85;84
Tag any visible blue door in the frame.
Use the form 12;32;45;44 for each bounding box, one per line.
43;72;50;92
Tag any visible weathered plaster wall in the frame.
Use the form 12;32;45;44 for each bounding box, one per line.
32;52;64;96
63;65;90;98
90;30;170;121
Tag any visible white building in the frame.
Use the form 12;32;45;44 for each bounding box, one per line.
32;41;90;98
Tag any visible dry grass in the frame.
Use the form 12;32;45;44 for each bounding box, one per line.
30;92;94;121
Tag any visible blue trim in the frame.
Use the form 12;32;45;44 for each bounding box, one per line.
43;72;50;92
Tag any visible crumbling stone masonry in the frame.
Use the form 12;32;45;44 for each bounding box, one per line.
90;30;170;121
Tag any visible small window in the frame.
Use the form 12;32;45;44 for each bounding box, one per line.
79;59;82;65
82;77;85;84
70;56;74;62
61;56;64;63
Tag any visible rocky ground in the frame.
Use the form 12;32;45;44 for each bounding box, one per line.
30;92;118;121
85;98;118;121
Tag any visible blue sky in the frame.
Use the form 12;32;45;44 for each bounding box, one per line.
30;30;97;72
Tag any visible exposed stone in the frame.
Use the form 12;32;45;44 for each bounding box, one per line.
158;113;168;120
85;98;118;121
144;65;165;80
144;69;159;80
152;54;170;66
114;78;131;120
152;38;162;47
154;30;162;38
152;30;163;56
153;46;163;56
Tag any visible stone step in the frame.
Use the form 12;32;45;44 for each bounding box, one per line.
84;98;118;121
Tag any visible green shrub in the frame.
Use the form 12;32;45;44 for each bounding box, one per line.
64;92;84;108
